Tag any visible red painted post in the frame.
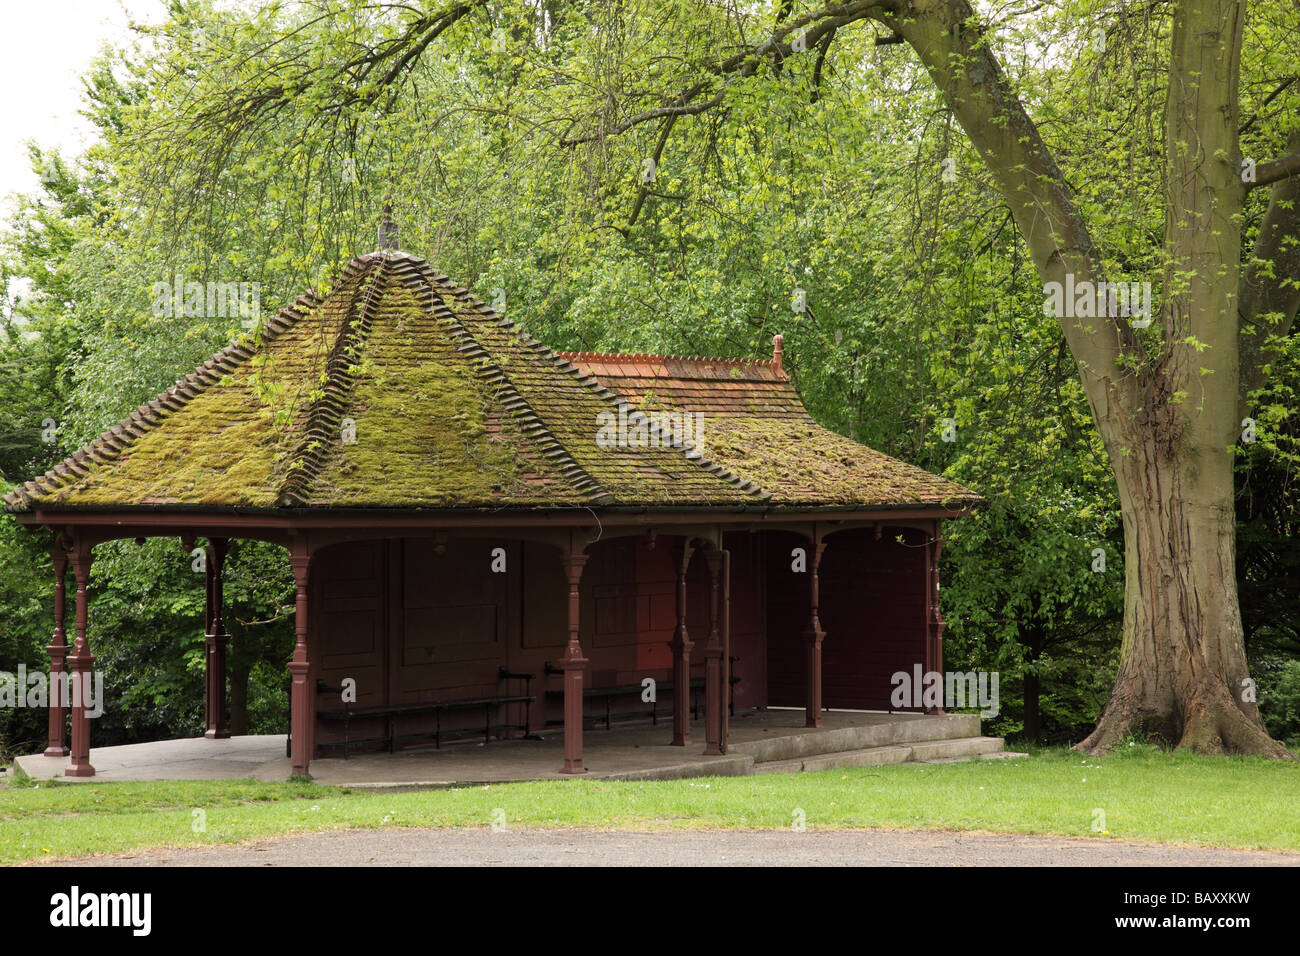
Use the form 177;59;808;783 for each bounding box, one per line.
203;535;214;636
560;552;589;774
927;526;947;715
934;534;946;678
288;547;313;776
803;536;827;728
720;547;731;754
205;538;231;739
703;549;724;755
670;540;694;746
44;546;70;757
65;542;95;777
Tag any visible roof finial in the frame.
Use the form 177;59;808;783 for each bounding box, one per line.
378;205;398;252
772;334;785;379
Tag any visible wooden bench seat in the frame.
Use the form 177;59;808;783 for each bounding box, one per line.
542;667;742;730
314;693;535;758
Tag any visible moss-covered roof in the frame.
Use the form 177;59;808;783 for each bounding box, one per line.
4;251;979;514
559;350;982;508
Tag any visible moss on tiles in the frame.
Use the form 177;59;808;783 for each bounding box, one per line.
313;277;566;507
51;383;288;506
7;252;979;515
699;416;960;506
41;285;349;508
448;291;756;505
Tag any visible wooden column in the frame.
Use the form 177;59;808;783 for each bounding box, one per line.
65;541;95;777
802;533;827;728
204;538;230;739
703;548;724;755
44;544;70;757
925;526;947;715
720;547;731;754
560;551;589;774
288;546;313;776
670;540;694;746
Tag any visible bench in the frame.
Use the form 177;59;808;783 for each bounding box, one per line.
317;695;535;757
543;661;742;730
305;673;537;758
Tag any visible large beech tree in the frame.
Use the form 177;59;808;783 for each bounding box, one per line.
787;0;1299;756
100;0;1300;754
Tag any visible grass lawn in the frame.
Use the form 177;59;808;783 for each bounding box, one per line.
1;745;1296;863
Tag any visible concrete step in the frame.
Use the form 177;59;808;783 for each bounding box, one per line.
755;745;915;774
731;713;982;763
909;736;1005;762
923;750;1029;764
596;755;755;781
752;736;1005;774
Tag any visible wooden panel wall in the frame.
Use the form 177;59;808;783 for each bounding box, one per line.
764;531;813;708
313;540;388;712
766;527;929;711
821;527;928;710
308;530;785;754
723;531;767;711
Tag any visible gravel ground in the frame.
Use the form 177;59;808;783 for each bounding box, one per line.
48;827;1300;866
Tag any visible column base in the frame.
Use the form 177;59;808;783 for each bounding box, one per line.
204;729;232;740
560;658;587;774
65;764;95;778
44;745;70;757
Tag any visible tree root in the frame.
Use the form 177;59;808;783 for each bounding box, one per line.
1074;686;1295;759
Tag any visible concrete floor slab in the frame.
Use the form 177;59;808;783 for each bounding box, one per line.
14;709;982;786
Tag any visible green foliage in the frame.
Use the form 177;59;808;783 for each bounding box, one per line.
0;0;1294;753
1257;658;1300;749
0;515;53;758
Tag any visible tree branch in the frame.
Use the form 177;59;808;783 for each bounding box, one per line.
1239;74;1297;135
558;0;896;147
810;28;837;103
1247;150;1300;191
1239;130;1300;418
887;0;1139;424
626;114;680;230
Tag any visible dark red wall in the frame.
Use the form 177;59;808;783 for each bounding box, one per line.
766;527;929;711
765;531;812;708
309;533;748;753
723;531;766;711
308;524;929;754
822;527;929;710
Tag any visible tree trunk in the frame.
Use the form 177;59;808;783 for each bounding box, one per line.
1076;427;1291;756
1023;668;1040;744
1022;625;1043;743
228;630;249;736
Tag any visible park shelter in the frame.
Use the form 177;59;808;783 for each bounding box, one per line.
3;248;981;778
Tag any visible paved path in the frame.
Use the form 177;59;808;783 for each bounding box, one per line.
52;828;1300;866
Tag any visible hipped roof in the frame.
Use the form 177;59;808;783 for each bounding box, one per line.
3;251;980;515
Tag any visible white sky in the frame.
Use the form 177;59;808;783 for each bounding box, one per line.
0;0;168;226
